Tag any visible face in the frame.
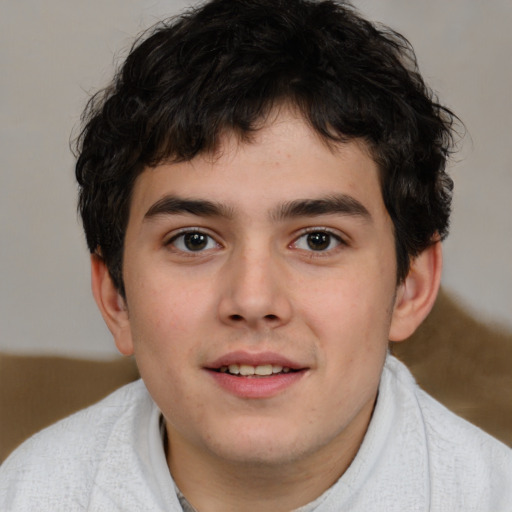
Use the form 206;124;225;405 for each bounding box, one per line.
111;111;404;472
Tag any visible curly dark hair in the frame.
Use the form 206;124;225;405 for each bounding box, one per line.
76;0;457;297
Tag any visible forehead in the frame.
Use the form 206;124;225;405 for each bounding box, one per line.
128;111;385;223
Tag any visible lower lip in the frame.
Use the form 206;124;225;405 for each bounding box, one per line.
207;370;306;399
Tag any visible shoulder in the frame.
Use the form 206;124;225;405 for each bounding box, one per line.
0;380;153;510
386;356;512;510
417;386;512;509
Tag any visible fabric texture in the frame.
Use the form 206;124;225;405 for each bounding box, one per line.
1;355;511;511
0;353;139;463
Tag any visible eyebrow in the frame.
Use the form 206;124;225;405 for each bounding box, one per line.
144;196;234;220
143;193;371;223
271;194;371;222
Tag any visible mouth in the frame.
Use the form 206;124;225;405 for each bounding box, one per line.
205;352;307;398
215;364;297;377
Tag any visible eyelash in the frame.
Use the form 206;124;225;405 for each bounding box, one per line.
164;227;347;256
166;229;221;254
291;228;346;254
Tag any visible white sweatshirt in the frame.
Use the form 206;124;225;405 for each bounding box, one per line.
1;356;511;511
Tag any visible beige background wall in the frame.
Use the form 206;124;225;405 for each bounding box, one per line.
1;0;511;357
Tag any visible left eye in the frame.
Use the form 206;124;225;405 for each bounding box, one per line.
168;231;219;252
293;231;342;252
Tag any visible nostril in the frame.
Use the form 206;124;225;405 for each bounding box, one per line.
228;314;279;322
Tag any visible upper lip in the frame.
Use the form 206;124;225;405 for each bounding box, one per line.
205;351;306;370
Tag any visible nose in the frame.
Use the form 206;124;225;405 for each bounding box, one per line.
217;244;293;330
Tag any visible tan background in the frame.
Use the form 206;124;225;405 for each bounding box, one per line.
1;0;511;357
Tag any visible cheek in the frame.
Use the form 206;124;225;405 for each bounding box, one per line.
125;282;208;414
124;275;211;372
296;265;395;360
129;264;212;326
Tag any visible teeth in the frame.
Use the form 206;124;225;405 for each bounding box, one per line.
255;364;273;376
228;364;240;375
239;364;255;376
219;364;291;376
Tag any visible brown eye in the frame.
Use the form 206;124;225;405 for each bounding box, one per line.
306;232;331;251
183;232;208;251
169;231;218;252
292;230;343;252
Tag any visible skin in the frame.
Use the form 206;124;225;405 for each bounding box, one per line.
92;110;442;511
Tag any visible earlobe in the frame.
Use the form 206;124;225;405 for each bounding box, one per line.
90;254;134;356
389;241;442;342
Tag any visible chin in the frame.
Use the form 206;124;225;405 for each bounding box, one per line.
210;440;305;467
200;419;328;467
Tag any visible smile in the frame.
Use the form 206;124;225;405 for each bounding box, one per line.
218;364;293;376
205;351;307;397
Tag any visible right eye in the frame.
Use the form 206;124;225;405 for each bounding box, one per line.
167;231;220;253
290;228;345;254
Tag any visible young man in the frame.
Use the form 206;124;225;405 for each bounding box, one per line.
1;0;511;510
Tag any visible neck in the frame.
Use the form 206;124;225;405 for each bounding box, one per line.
165;401;373;512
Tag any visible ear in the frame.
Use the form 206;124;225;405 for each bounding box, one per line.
389;241;442;342
90;254;134;356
